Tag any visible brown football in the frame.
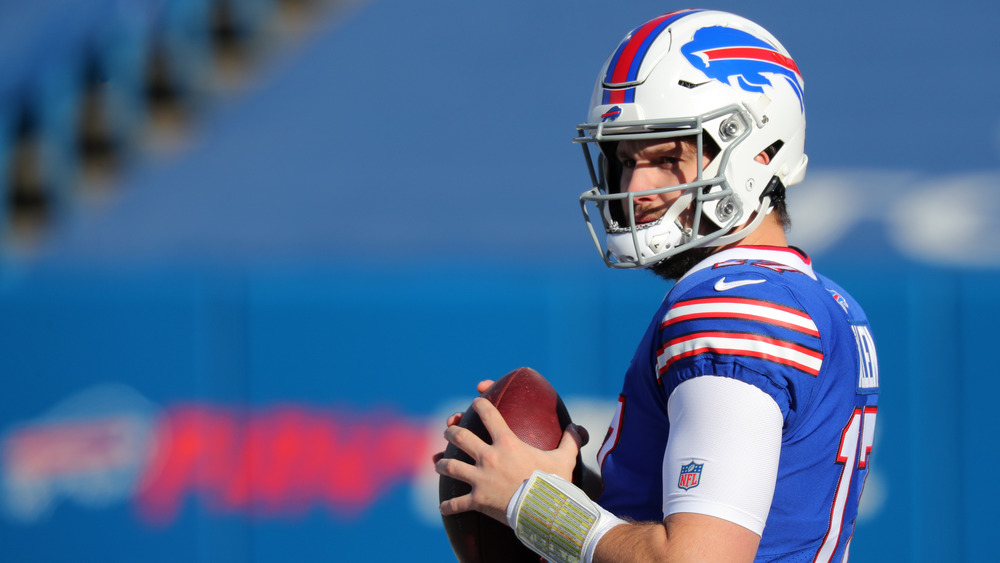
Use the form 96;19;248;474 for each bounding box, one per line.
439;367;582;563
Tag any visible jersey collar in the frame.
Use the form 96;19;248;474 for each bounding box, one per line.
679;245;817;282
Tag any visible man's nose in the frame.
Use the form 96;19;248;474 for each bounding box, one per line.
624;165;660;195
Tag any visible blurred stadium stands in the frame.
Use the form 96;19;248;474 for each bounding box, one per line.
0;0;351;254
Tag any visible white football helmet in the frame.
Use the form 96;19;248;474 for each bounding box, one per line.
575;9;808;268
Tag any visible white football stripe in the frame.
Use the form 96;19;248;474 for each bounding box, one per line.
664;300;818;335
657;334;823;376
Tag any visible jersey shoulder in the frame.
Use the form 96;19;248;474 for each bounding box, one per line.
656;248;840;416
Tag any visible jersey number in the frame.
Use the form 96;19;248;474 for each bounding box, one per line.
814;406;877;562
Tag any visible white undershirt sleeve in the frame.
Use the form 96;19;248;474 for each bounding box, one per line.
662;375;783;535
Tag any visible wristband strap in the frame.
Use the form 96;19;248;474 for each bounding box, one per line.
506;470;625;563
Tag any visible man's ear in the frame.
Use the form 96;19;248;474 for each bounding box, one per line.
755;151;771;165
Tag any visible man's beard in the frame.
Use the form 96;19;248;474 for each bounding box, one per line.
649;246;717;281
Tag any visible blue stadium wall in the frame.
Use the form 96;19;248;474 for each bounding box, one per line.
2;257;997;562
1;1;999;561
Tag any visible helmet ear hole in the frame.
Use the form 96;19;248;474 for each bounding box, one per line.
762;140;784;161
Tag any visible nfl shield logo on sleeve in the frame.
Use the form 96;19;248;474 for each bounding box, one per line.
678;461;704;490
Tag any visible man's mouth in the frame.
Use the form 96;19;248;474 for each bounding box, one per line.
633;208;666;225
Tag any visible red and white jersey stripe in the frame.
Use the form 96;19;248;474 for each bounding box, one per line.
657;330;823;377
661;297;819;337
656;295;823;379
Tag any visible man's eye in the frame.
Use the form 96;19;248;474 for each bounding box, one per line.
659;157;679;166
621;159;636;168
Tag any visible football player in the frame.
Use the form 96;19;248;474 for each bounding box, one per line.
436;10;880;563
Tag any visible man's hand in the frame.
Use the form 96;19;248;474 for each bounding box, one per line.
434;395;587;524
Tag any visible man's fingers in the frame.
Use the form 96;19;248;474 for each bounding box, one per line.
445;412;463;427
435;454;477;483
472;397;514;442
559;423;588;454
439;494;474;516
444;423;488;460
476;380;494;394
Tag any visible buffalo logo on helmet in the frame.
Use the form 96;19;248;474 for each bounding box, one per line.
601;106;623;122
681;26;804;110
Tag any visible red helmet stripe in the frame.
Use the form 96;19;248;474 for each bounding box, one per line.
602;10;701;105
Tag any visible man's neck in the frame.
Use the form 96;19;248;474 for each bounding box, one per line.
652;213;790;282
722;212;788;250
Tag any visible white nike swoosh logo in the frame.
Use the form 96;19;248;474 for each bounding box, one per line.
714;277;767;291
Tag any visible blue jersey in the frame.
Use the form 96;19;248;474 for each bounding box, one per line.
596;246;879;562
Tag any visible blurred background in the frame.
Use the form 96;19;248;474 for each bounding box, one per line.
0;0;997;561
